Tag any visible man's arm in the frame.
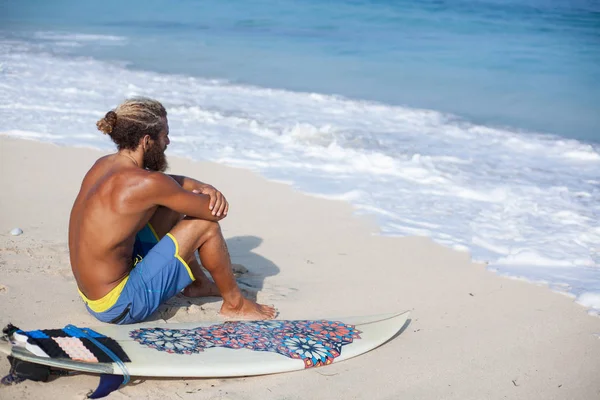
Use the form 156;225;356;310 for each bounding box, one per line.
168;174;228;217
168;174;205;191
143;173;224;222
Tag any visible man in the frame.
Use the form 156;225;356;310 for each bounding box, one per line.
69;97;276;324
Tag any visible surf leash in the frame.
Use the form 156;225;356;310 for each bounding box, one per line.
63;325;130;385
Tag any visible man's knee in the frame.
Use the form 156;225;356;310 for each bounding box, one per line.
184;217;222;243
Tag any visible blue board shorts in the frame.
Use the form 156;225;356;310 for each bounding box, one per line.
78;224;195;324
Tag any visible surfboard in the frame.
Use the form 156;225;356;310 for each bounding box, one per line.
1;311;409;378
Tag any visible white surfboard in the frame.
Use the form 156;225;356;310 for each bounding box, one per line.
1;311;409;378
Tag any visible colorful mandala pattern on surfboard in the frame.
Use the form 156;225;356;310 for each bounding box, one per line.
129;320;362;368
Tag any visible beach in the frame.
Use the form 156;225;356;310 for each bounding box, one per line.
1;135;599;399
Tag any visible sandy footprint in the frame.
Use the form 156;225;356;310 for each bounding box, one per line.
232;263;248;277
0;239;71;276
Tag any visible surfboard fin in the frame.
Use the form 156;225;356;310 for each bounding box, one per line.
88;374;125;399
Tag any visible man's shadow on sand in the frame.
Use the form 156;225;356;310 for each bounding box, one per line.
149;236;280;321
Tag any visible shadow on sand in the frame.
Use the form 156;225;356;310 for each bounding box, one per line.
148;236;280;321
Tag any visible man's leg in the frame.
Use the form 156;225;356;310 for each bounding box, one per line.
149;206;220;297
169;216;277;320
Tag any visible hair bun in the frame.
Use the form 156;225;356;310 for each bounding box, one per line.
96;111;118;134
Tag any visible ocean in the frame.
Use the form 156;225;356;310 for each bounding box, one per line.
1;0;599;313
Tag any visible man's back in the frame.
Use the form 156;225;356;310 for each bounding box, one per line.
69;154;153;300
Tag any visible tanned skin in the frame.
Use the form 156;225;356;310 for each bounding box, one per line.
69;116;276;320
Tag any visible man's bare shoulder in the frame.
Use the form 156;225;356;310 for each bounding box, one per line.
141;170;179;187
115;169;179;195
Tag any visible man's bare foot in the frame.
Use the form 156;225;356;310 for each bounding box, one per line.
182;280;221;297
220;297;277;320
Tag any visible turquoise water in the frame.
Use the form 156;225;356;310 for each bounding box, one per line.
2;0;599;141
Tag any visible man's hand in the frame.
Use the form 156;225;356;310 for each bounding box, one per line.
192;185;229;217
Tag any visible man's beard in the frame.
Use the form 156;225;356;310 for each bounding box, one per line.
143;143;168;172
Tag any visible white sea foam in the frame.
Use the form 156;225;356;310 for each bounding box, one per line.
1;36;599;313
577;292;600;309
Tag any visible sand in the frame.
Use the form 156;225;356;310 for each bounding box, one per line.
0;136;599;400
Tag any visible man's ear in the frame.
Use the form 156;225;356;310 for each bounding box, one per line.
142;135;151;150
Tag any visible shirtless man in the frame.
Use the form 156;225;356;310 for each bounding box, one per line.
69;97;276;324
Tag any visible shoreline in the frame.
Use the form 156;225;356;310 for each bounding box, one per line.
1;136;599;399
6;133;597;317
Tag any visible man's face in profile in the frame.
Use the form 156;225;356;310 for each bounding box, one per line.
143;117;169;172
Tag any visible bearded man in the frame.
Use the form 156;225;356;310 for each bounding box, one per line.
69;97;276;324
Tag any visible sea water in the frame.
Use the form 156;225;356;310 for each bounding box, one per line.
1;0;599;313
